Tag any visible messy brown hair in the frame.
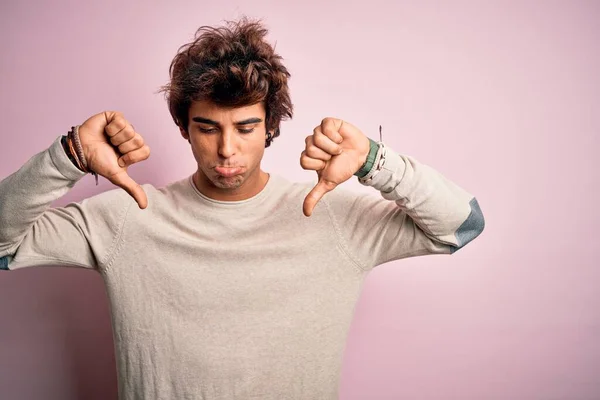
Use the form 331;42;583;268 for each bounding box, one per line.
160;17;293;147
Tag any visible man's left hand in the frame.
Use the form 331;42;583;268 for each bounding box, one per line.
300;117;370;217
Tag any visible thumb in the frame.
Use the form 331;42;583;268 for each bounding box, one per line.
303;179;335;217
107;170;148;209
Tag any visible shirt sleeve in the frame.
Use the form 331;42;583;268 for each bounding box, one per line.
321;144;485;271
0;136;133;271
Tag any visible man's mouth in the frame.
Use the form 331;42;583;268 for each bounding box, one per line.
215;166;244;177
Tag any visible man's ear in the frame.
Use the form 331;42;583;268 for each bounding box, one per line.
265;127;277;147
179;126;190;142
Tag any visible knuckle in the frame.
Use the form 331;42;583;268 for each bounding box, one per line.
118;141;130;153
300;154;312;169
307;145;326;159
123;126;134;139
125;154;137;165
134;134;144;146
114;117;127;130
321;117;334;128
109;120;126;135
312;134;322;146
313;135;329;150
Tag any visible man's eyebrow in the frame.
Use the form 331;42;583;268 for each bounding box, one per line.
235;117;263;125
191;117;218;125
191;117;263;125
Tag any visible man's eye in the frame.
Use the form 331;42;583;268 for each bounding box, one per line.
239;128;255;134
199;128;217;133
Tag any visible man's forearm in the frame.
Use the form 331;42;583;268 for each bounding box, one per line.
0;136;86;256
360;143;484;252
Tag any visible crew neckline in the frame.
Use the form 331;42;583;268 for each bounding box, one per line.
187;172;279;208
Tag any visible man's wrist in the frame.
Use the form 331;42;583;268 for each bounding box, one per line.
354;137;379;178
61;135;85;172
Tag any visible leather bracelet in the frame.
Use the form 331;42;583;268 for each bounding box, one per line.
68;135;87;172
66;126;99;185
61;135;85;172
68;126;89;171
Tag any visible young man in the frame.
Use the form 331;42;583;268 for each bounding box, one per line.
0;18;484;400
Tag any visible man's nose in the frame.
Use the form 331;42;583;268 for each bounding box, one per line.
218;130;236;158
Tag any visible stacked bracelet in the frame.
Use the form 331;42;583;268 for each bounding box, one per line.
61;135;83;171
358;141;386;185
68;126;88;171
67;135;85;171
65;125;99;185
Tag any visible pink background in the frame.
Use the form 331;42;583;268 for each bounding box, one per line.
1;0;598;399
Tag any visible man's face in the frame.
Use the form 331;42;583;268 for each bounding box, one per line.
181;99;270;198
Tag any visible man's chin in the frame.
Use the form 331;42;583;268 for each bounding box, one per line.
212;174;244;189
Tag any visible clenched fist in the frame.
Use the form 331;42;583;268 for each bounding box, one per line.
78;111;150;209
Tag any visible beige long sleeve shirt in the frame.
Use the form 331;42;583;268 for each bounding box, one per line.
0;136;484;399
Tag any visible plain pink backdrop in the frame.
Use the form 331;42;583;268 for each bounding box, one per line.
1;0;598;399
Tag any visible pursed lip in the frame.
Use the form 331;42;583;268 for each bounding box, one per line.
214;166;244;177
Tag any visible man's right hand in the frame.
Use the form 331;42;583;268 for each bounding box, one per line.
78;111;151;209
